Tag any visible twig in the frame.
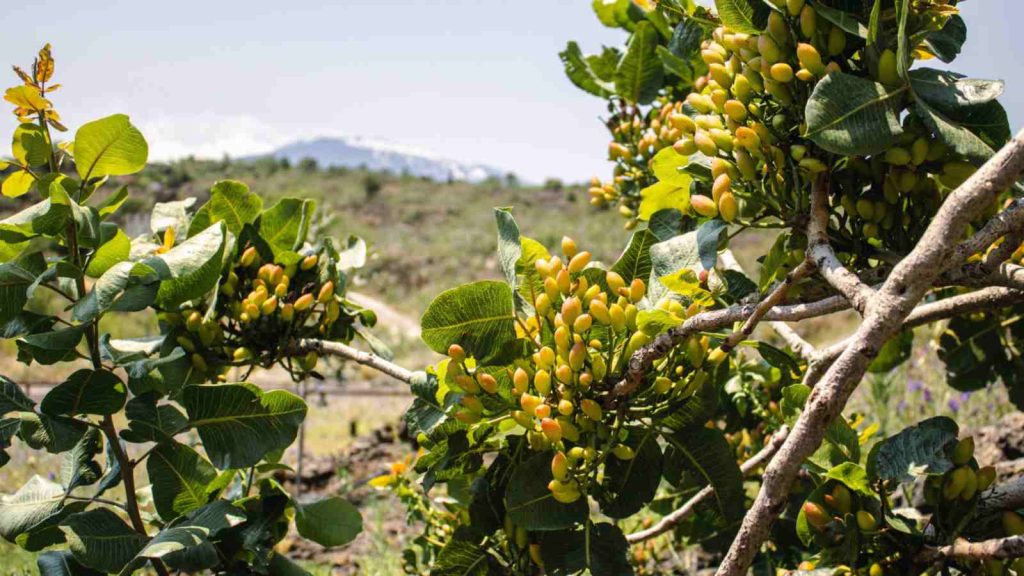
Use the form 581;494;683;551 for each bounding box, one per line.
626;426;789;544
768;322;816;360
918;535;1024;563
807;173;875;314
720;261;814;353
295;338;418;384
715;128;1024;576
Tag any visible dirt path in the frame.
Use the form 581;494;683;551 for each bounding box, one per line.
348;291;420;340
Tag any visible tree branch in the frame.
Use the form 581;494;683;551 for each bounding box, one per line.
294;338;418;384
768;322;817;360
979;475;1024;515
918;536;1024;563
626;426;789;544
715;128;1024;576
720;261;815;352
807;173;875;314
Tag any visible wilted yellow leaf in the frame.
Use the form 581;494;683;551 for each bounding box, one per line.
35;44;55;84
11;65;33;86
2;169;35;198
4;85;49;111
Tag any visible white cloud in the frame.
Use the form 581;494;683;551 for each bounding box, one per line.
140;114;300;162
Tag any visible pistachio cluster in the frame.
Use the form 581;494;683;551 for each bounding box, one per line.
162;244;357;379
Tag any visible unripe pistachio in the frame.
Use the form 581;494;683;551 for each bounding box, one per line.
294;293;315;312
770;62;794;83
567;251;591;274
952;436;975;465
977;466;997;491
455;410;481;424
512;410;533;428
826;484;852;514
176;336;196;353
512;367;530;396
555;364;573;385
478;373;499;395
884;146;912;166
691;195;719;218
540;418;562;443
1003;510;1024;536
240;246;258;267
244;302;261;320
591;355;607;382
606;271;626;295
827;26;847;56
757;35;782;64
943;467;969;500
569;341;586;371
799;5;817;38
300;254;318;270
628;278;645;303
694;131;718;157
573;313;592;333
712;174;732;204
191;353;208;373
460;395;483;414
655;376;673;394
719;192;739;223
857;510;877;531
261;295;278;315
534;403;551;419
878;49;900;86
551;451;569;481
609;303;627;332
786;0;805;16
538;346;556;369
670;112;696;133
624;331;652;359
612;444;635;460
317;281;335;304
561;236;578;258
803;501;831;530
868;564;884;576
959;467;978;501
520;393;542;415
561;297;582;326
673;137;697;156
557;399;574;416
580;398;602;422
709;63;733;89
556;269;572;295
589;299;611;324
455;374;480;394
796;43;825;76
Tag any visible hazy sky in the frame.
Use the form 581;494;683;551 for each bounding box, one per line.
2;1;1021;182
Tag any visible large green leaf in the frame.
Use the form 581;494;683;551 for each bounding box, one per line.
0;376;34;416
0;259;44;325
404;370;446;437
72;261;159;322
494;208;525;312
914;97;996;163
60;508;146;573
295;497;363;548
611;229;657;284
17;412;87;453
150;198;195;236
183;383;307;469
12;123;50;167
714;0;769;34
515;236;551;317
813;3;868;38
118;525;209;576
59;427;102;493
145;222;226;308
804;73;906;156
85;227;130;278
73;114;148;180
505;451;588;531
420;281;517;365
433;537;497;576
662;427;744;522
187;180;263;237
259;197;316;254
648;230;700;303
37;550;104;576
0;475;66;542
559;42;615;98
924;14;966;63
17;325;86;365
598;428;662;518
867;416;958;483
910;69;1003;113
41;369;127;417
615;22;663;105
121;394;187;443
938;312;1017;392
539;522;632;576
147;441;218;521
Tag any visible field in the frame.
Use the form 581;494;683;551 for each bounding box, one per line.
0;159;1017;575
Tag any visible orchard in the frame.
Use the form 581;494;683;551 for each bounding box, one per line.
2;0;1024;574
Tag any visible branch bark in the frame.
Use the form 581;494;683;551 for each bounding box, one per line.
715;129;1024;576
626;426;789;544
918;535;1024;563
294;338;418;384
807;173;875;314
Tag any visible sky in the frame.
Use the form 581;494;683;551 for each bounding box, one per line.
2;1;1022;183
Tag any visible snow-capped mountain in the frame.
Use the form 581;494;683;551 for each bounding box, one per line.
262;136;508;183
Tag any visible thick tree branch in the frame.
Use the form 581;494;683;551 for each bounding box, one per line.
979;475;1024;515
807;173;875;314
626;426;789;544
716;129;1024;576
918;536;1024;563
294;338;418;384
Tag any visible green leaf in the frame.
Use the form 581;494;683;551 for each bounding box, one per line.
662;427;744;522
539;522;632;576
268;553;313;576
72;261;159;322
183;383;307;469
187;180;263;237
559;42;615;98
636;308;682;336
0;475;66;542
17;412;87;453
494;208;524;311
615;22;663;105
505;451;588;531
405;370;446;437
804;73;906;156
150;198;195;236
825;462;873;497
868;329;912;373
696;219;727;271
657;46;696;84
914;97;996;162
0;376;34;416
868;416;958;483
147;441;219;521
433;537;497;576
97;186;129;219
420;281;517;365
121;394;187;443
597;428;662;518
648;230;700;303
85;227;130;278
923;15;966;63
515;236;552;316
714;0;769;34
910;69;1003;112
60;427;102;493
145;222;226;308
295;497;363;547
41;369;127;417
60;508;146;573
37;550;104;576
12;123;50;166
781;384;860;469
592;0;642;30
611;229;657;284
73;114;148;180
118;525;209;576
813;3;868;38
17;325;86;365
259;197;316;254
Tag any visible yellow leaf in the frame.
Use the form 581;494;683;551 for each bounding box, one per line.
11;65;34;86
639;180;690;220
368;475;396;489
35;44;55;84
4;85;49;111
2;169;35;198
